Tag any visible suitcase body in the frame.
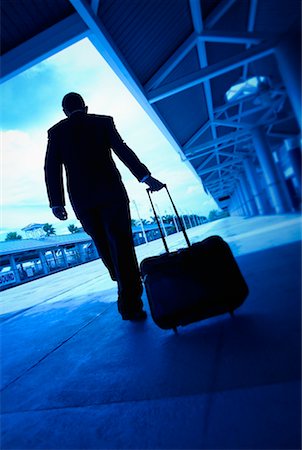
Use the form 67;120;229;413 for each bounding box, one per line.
140;235;249;330
140;186;249;330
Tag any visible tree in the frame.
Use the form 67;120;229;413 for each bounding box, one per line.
208;209;230;221
43;223;56;236
68;224;80;234
208;210;219;221
5;232;22;241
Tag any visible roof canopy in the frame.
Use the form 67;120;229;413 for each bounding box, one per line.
1;0;301;209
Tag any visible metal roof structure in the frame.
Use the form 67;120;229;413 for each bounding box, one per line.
0;232;92;256
21;223;46;232
1;0;301;210
0;224;170;256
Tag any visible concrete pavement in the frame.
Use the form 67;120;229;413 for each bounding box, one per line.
1;214;301;449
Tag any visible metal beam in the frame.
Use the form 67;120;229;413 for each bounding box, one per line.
185;100;270;151
183;138;250;159
206;165;241;178
91;0;100;14
259;113;296;128
218;151;247;158
148;40;276;103
211;185;234;191
196;153;216;171
238;0;259;123
198;30;266;45
197;159;241;175
212;119;252;129
190;0;203;33
197;153;243;172
207;178;236;188
267;132;297;139
1;14;88;83
68;0;197;178
183;121;211;149
187;136;251;161
247;0;259;33
144;32;198;91
207;183;234;192
214;90;272;115
205;0;238;28
219;104;274;122
182;89;283;150
198;159;242;175
187;130;249;154
189;0;222;181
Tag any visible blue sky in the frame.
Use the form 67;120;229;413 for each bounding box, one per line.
1;38;218;240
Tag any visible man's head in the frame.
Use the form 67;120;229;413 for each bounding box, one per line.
62;93;88;117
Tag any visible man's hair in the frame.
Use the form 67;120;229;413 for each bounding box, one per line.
62;92;85;113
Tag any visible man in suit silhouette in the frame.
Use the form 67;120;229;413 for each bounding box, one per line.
45;92;164;321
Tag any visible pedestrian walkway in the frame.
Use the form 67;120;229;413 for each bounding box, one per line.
1;214;301;449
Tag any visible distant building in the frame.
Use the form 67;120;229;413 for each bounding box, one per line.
0;223;173;290
21;223;47;239
132;223;175;245
1;217;205;290
0;232;98;291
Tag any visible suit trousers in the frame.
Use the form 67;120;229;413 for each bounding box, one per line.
79;202;143;315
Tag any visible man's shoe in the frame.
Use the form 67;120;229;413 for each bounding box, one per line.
122;309;147;321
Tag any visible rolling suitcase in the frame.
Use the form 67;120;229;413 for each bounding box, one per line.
140;186;249;331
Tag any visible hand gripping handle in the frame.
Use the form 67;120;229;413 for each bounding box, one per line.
146;185;191;253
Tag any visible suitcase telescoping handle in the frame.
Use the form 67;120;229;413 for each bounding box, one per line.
146;185;191;253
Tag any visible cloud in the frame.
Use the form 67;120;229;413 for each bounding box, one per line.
1;130;48;206
1;38;218;235
186;185;200;195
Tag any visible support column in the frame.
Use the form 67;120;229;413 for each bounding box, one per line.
91;242;99;259
252;127;293;214
34;260;39;272
240;182;250;216
9;255;21;283
275;32;301;127
229;194;236;215
132;200;147;243
61;247;68;268
234;191;242;216
284;136;302;193
243;157;268;215
51;250;59;269
237;178;250;216
240;173;258;216
39;251;49;275
232;189;241;216
236;183;248;216
77;244;86;263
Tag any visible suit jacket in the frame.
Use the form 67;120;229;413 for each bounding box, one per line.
44;112;150;217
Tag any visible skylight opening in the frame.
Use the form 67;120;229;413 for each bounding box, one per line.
225;76;269;103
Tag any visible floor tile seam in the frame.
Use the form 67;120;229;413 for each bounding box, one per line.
0;303;115;392
225;222;302;244
2;378;300;416
0;392;223;415
1;217;298;318
0;273;107;324
202;322;226;441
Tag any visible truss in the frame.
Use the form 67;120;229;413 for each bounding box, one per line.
1;0;298;211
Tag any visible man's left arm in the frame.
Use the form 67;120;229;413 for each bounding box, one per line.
107;117;164;191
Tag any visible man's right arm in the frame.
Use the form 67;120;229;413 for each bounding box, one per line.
51;206;68;220
44;129;66;215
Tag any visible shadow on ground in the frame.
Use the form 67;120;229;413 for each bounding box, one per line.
1;241;301;449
